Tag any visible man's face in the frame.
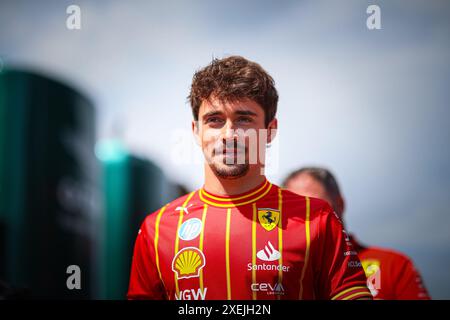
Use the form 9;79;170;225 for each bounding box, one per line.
193;96;276;179
286;173;335;209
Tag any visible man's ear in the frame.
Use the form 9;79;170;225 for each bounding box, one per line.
192;120;201;146
267;118;278;144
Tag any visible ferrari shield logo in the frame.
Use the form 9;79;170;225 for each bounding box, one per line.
258;208;280;231
361;259;380;277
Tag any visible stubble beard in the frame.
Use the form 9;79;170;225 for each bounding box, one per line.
207;149;250;179
211;161;249;179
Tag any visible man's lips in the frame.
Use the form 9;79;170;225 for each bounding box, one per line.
211;144;246;157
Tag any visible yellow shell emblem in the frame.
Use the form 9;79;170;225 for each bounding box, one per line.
172;247;206;279
258;208;280;231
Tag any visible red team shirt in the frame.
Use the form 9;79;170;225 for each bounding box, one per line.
128;179;372;300
350;236;430;300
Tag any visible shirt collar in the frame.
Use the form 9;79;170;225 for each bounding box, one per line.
199;179;272;207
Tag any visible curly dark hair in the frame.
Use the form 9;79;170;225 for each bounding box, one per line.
188;56;279;127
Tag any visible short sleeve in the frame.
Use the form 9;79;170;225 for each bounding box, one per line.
316;204;372;300
127;219;166;300
393;256;431;300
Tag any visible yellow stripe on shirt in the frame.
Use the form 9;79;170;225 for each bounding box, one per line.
225;208;232;300
201;180;268;201
174;191;195;297
252;203;257;300
298;196;311;300
342;291;373;300
199;204;208;291
199;184;272;207
277;188;283;300
331;286;370;300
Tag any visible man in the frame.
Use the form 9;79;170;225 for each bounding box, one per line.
127;56;371;300
283;167;431;300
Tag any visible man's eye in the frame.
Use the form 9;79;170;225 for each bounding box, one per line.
237;117;252;123
205;117;223;123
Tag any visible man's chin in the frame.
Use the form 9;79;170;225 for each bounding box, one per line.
211;163;249;179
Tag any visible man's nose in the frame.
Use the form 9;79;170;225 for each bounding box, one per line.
222;120;238;141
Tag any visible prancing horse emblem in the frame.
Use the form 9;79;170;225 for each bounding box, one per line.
257;208;280;231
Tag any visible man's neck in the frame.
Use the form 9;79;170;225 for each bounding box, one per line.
203;166;266;196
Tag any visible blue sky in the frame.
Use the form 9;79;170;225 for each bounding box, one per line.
1;0;449;298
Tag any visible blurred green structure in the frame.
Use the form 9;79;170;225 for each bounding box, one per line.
0;69;187;299
96;140;186;299
0;69;100;298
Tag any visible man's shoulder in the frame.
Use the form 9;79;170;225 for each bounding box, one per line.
142;190;199;223
278;187;333;218
360;245;415;266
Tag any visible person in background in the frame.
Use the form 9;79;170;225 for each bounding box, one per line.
283;167;431;300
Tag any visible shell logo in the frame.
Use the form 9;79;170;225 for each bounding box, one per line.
172;247;206;279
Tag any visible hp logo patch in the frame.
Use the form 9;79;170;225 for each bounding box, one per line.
178;218;203;241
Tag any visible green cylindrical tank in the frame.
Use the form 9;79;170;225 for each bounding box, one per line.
96;141;185;299
0;69;100;299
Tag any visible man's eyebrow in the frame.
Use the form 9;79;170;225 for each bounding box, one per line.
203;111;223;118
235;110;258;116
